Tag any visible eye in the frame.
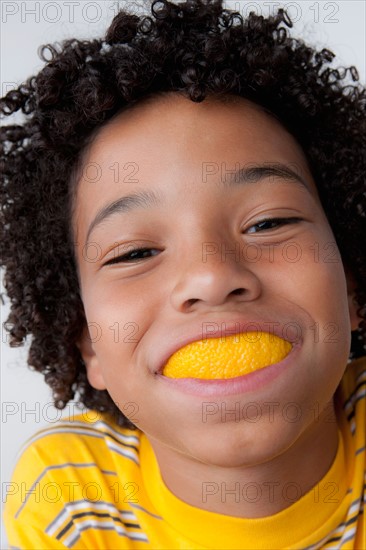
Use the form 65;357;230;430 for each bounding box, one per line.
104;247;160;265
245;217;303;234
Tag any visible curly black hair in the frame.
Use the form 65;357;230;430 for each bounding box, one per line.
1;0;365;429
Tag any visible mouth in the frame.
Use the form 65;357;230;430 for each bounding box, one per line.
155;317;302;375
156;339;301;397
162;332;292;380
161;331;293;380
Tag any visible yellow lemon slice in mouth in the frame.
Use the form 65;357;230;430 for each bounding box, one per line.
162;332;292;379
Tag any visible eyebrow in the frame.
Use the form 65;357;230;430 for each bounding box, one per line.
85;163;310;245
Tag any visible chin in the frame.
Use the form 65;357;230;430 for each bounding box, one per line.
188;424;291;469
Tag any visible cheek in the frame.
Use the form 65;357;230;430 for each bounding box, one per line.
83;283;139;336
81;292;135;378
268;239;352;348
279;237;348;307
289;256;351;357
305;256;349;319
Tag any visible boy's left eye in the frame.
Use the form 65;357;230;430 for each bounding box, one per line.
245;217;303;234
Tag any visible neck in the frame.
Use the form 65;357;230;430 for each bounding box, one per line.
147;403;339;518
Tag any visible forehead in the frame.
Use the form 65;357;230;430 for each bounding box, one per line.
73;93;317;240
85;92;309;166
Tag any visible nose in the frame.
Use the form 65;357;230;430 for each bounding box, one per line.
170;241;261;313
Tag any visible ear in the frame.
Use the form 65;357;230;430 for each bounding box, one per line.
76;324;107;390
345;270;362;331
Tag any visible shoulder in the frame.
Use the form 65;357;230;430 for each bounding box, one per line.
10;410;141;477
19;409;140;461
4;410;142;522
4;412;147;548
338;355;366;405
336;356;366;442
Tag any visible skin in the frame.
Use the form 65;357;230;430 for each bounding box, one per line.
74;92;360;518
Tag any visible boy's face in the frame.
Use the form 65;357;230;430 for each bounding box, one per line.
74;93;356;467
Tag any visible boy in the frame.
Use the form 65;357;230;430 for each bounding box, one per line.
1;1;365;548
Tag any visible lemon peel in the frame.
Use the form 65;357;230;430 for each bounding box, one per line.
162;332;292;379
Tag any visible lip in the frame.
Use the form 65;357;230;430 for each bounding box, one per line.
156;339;301;397
154;318;303;375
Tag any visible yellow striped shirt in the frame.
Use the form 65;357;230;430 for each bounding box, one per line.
4;357;365;549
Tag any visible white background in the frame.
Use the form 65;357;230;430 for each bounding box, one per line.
1;1;365;547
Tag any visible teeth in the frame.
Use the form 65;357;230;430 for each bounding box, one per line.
162;332;292;379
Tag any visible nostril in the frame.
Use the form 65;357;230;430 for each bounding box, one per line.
186;298;199;307
231;288;245;296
